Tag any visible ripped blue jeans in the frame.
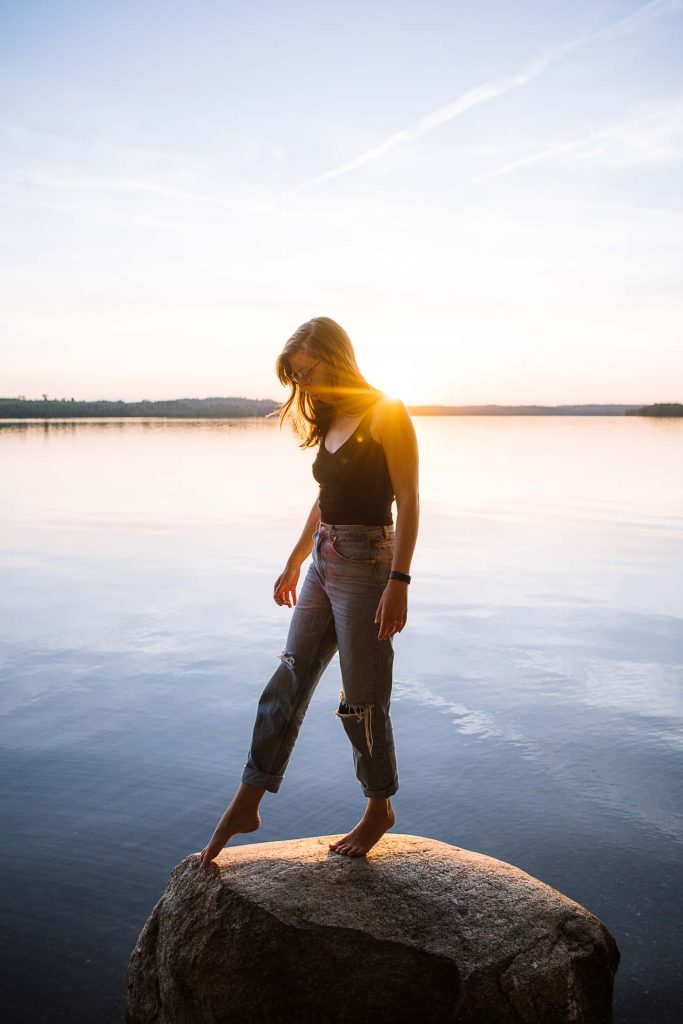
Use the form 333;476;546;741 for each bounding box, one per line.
241;520;399;799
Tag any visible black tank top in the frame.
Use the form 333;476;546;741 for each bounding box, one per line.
312;401;395;526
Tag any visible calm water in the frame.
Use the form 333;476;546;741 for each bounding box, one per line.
1;416;682;1023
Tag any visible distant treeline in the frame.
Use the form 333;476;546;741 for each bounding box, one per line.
408;403;682;416
408;403;641;416
1;398;681;419
623;403;683;418
0;397;281;419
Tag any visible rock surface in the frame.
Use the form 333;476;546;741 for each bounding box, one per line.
126;834;620;1024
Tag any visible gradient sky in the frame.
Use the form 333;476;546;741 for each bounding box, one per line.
1;0;682;405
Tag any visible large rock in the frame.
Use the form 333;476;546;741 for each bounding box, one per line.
125;834;619;1024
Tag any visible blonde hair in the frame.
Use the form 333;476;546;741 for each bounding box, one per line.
271;317;383;449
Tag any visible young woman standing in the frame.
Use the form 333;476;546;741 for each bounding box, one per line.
198;317;419;868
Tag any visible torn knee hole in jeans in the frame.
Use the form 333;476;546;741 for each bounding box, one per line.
335;688;375;757
277;650;296;672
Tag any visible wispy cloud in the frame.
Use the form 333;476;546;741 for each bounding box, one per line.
2;1;679;229
0;183;223;234
0;163;242;213
0;120;248;221
471;99;683;181
26;170;243;210
243;0;682;213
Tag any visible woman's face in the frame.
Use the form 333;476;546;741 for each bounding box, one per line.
288;351;334;401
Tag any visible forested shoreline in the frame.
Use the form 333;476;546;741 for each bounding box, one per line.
1;398;681;418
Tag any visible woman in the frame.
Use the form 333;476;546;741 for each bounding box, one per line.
198;316;419;869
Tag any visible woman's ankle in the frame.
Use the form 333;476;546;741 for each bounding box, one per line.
366;797;393;814
232;782;266;808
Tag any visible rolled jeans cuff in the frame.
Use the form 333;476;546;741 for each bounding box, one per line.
241;766;283;793
362;778;399;799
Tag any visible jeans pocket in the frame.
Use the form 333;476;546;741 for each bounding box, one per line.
330;536;376;563
372;538;395;563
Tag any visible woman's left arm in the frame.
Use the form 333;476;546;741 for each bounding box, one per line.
374;398;420;640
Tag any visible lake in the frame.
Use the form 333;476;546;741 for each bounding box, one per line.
1;415;681;1023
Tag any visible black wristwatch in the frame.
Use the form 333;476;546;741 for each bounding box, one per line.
388;570;411;584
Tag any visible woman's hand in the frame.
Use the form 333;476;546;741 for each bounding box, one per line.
375;580;408;640
273;562;301;607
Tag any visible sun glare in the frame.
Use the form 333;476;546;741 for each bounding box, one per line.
371;366;414;404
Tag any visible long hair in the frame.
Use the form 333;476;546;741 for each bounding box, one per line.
271;317;384;449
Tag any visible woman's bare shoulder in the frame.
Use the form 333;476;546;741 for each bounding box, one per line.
369;394;411;444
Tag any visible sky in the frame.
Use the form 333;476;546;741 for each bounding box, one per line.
1;0;682;405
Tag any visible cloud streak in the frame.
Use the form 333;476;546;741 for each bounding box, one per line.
2;0;679;230
471;98;683;181
242;0;682;213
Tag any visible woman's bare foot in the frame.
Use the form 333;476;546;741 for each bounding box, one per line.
197;783;266;872
329;798;396;857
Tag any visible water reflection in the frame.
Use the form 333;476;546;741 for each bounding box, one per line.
1;415;682;1024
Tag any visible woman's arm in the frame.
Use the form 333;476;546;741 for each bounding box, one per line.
377;398;420;577
374;398;420;639
286;496;321;570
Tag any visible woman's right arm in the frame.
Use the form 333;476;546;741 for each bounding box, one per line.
287;496;321;570
273;496;320;607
